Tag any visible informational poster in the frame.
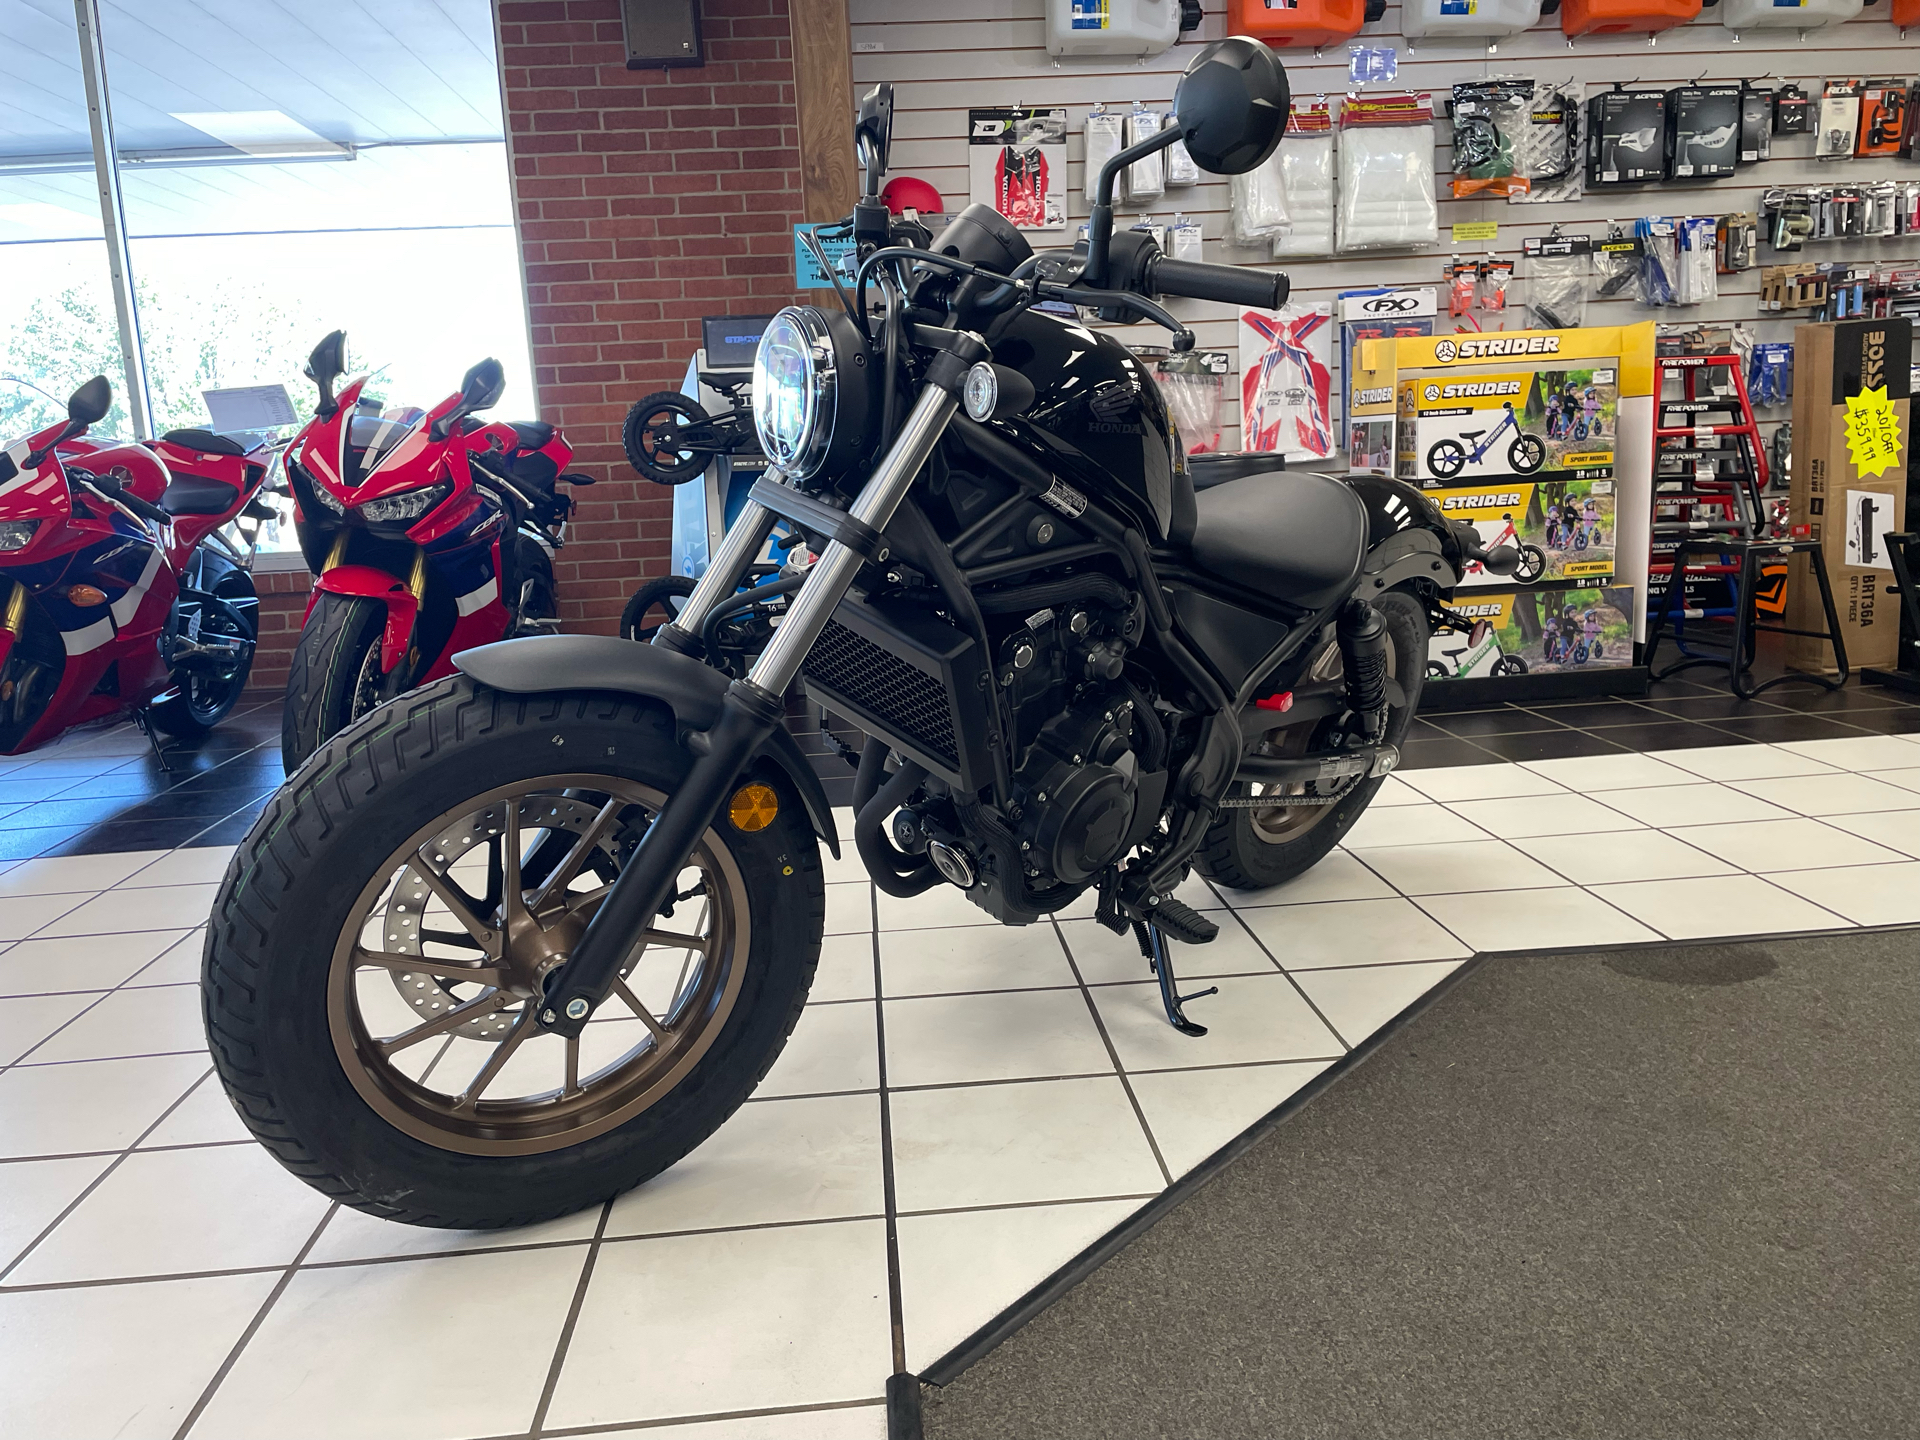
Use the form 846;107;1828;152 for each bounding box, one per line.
968;107;1067;232
1238;302;1335;462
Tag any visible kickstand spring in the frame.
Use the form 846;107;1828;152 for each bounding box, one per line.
1146;924;1218;1038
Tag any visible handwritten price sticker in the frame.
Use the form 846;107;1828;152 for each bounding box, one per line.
1843;385;1904;479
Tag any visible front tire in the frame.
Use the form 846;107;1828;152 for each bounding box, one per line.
1514;544;1548;583
1426;439;1466;479
281;592;388;773
1195;589;1427;892
205;676;824;1228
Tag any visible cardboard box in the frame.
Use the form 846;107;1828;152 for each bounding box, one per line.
1787;319;1912;673
1428;586;1635;679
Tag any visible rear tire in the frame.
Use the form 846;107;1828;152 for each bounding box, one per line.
1195;589;1427;893
281;592;387;773
205;675;826;1228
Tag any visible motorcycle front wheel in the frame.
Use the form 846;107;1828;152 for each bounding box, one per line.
1194;588;1426;892
281;592;392;772
205;676;824;1228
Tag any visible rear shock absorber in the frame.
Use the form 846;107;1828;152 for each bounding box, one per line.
1337;598;1390;746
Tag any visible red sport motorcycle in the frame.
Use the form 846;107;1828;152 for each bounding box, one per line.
0;376;270;753
278;332;593;770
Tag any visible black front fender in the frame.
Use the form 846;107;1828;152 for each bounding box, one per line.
454;634;841;858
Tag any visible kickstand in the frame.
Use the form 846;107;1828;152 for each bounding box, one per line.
1139;921;1219;1038
134;709;176;774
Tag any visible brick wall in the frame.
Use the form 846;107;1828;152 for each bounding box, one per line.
496;0;808;634
248;568;315;697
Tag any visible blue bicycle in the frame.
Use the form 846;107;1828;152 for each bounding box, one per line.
1426;401;1546;480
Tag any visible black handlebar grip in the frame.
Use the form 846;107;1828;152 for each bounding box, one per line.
1149;257;1290;311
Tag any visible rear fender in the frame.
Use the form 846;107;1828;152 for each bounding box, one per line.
312;564;416;673
1345;474;1464;594
454;634;841;858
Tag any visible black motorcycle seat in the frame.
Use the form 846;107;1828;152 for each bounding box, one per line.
1185;471;1368;610
509;421;555;452
162;428;246;456
160;474;241;516
1187;451;1286;492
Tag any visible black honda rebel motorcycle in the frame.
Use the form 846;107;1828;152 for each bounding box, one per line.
202;40;1518;1229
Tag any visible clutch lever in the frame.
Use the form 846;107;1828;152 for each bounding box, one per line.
1033;279;1195;352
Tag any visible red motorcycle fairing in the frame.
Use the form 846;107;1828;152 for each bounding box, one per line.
310;564;418;673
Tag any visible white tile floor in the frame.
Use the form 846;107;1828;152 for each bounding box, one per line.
0;733;1916;1438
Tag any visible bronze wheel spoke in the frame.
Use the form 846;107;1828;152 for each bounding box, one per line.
352;945;506;990
499;800;526;930
413;859;499;954
612;977;669;1042
451;1005;538;1113
379;992;505;1057
528;797;623;916
641;929;708;955
563;1034;581;1097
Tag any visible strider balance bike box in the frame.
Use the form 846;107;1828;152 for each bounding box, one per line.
1427;585;1636;679
1425;478;1618;590
1395;364;1619;488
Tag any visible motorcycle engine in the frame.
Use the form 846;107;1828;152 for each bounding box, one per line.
1014;690;1137;886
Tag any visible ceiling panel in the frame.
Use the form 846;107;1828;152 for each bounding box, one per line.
0;0;502;161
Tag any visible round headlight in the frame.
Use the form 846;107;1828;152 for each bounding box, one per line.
753;308;833;478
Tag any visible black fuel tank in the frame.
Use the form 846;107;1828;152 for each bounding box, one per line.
992;309;1180;540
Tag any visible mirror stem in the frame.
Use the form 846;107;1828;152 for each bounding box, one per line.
1084;127;1180;288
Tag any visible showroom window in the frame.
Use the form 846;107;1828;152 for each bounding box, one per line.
0;0;534;562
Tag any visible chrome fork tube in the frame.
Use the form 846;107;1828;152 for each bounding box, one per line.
743;385;960;699
653;497;778;648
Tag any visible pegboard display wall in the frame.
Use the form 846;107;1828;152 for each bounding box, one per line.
849;2;1919;453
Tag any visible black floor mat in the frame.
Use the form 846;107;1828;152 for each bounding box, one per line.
923;931;1920;1440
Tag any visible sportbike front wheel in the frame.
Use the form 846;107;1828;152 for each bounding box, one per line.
1426;440;1466;480
205;676;825;1228
1509;434;1546;473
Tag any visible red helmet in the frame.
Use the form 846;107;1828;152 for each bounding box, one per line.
882;176;943;216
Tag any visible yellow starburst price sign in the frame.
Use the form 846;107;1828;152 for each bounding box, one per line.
1843;385;1904;479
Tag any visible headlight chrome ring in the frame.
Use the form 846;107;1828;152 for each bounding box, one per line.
752;307;836;480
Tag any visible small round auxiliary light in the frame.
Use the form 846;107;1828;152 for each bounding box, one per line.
962;362;999;422
728;782;779;833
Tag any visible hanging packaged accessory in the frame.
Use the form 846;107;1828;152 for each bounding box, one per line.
1523;231;1593;329
1447;257;1479;317
1718;0;1861;29
1479;259;1514;311
1044;0;1183;57
1559;0;1700;37
1747;342;1794;407
1165;121;1201;188
1668;85;1742;180
1449;79;1534;199
1636;217;1678;307
1085;104;1126;205
1676;216;1718;305
1857;80;1907;159
1815;78;1861;160
1739;86;1774;164
1717;212;1757;272
1229;143;1292;246
1155;350;1231;453
1125;102;1166;204
1337;287;1436;443
1588;86;1669;186
1274;101;1336;258
1347;45;1398;86
1595;226;1644;300
1337;91;1439;252
1169;213;1203;261
1227;0;1383;50
1774;84;1811;135
1513;81;1584;204
970;107;1069;232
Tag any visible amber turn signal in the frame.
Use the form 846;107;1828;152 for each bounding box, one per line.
66;584;109;607
727;782;779;832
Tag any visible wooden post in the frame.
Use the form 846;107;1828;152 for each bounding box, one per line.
790;0;857;223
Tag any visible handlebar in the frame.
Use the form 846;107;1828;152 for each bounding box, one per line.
82;473;173;529
1148;256;1290;311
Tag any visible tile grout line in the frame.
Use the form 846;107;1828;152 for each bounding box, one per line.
525;1198;614;1437
169;1201;340;1440
868;881;910;1379
1207;899;1356;1052
0;922;207;1075
1047;916;1174;1189
0;1065;219;1283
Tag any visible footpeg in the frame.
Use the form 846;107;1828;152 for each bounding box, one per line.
1147;895;1217;946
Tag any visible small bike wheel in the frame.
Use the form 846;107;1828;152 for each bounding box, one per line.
1514;544;1548;584
620;575;697;643
1426;660;1450;679
1574;526;1588;551
1426;439;1466;480
622;394;712;485
1509;434;1546;474
1493;655;1528;677
1589;640;1604;660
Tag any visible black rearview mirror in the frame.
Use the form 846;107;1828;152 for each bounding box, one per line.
855;83;893;196
67;375;112;427
306;330;348;417
1172;37;1290;176
460;358;506;413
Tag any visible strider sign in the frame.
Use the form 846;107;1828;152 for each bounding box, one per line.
1432;335;1563;363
